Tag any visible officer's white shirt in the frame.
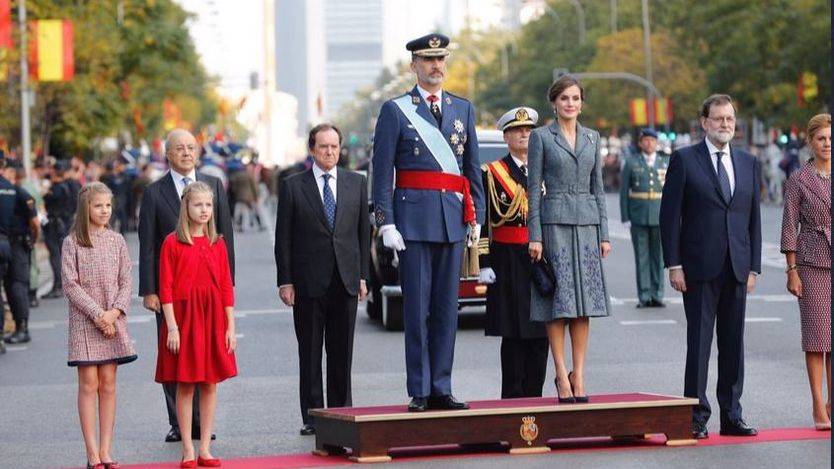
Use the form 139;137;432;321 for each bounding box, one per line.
312;162;337;203
170;168;197;198
510;155;527;175
417;85;443;113
705;137;735;195
642;152;657;168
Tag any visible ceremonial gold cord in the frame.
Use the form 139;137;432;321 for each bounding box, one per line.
485;169;528;228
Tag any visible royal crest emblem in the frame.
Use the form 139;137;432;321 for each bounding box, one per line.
454;119;464;133
450;133;460;145
428;36;441;48
515;108;529;122
519;416;539;446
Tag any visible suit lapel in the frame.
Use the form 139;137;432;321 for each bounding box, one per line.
574;124;590;159
301;170;332;232
334;169;347;230
729;145;744;203
439;92;457;138
410;86;439;129
695;140;728;205
160;172;181;216
802;164;832;208
548;122;577;160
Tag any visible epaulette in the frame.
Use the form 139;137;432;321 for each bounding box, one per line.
443;91;469;103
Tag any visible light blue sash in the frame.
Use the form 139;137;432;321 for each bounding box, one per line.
393;95;460;176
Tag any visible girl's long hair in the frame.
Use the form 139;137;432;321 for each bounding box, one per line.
176;181;220;245
70;182;112;248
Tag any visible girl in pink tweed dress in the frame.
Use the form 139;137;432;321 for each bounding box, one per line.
62;182;136;469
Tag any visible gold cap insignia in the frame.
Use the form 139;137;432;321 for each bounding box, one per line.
516;108;529;122
428;37;441;48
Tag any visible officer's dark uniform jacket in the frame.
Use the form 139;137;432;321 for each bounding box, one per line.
478;154;545;339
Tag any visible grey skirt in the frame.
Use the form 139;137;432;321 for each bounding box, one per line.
530;224;611;321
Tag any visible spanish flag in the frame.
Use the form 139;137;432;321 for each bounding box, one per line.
29;19;74;82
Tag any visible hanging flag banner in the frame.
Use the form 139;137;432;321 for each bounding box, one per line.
0;0;12;81
629;98;673;126
29;19;74;82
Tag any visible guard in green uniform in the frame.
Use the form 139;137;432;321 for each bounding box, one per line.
619;128;669;308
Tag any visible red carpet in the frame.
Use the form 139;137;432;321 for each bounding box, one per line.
119;427;829;469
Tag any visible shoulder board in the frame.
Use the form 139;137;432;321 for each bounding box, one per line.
480;163;490;172
443;91;469;103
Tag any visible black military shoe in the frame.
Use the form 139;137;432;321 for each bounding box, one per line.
651;299;666;307
408;397;428;412
636;301;651;308
428;395;469;410
299;424;316;436
164;426;181;442
690;422;708;439
720;418;757;436
5;329;30;344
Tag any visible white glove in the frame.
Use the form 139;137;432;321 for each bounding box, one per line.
467;223;481;247
478;267;496;284
380;224;406;251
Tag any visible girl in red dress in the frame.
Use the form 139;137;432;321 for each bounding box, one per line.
155;182;237;468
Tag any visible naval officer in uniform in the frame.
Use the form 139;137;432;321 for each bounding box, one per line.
478;107;548;398
619;128;669;308
372;33;485;412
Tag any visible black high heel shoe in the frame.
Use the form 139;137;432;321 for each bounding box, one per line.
555;376;576;404
568;371;589;403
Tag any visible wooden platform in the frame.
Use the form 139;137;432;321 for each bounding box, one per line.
310;392;699;463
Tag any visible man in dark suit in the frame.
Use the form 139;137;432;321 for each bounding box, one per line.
659;94;761;440
275;123;369;436
138;128;235;442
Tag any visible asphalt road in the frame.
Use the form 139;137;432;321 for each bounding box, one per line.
0;194;829;468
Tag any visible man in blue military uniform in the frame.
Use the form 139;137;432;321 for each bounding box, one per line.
619;128;669;308
2;159;39;344
372;33;485;412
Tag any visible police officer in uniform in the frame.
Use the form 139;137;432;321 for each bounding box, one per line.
478;107;549;398
42;160;74;299
0;159;24;351
619;128;669;307
372;33;485;411
2;159;38;344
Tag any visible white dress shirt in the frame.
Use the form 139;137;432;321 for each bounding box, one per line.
642;152;656;168
417;85;443;113
170;168;198;198
705;138;735;195
312;163;337;203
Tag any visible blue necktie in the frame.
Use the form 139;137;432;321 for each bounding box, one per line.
321;173;336;229
715;151;732;202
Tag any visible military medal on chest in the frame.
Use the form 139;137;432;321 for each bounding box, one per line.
453;119;464;133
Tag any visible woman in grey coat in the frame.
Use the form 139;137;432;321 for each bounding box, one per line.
528;75;612;403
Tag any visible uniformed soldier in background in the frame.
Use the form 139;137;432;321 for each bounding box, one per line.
478;107;548;398
619;128;669;308
0;159;23;352
42;160;75;299
2;159;38;344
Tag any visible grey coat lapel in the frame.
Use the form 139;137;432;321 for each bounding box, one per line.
548;122;577;160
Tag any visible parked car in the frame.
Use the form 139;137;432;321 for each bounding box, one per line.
365;129;508;330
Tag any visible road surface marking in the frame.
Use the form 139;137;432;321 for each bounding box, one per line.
745;317;783;323
620;319;678;326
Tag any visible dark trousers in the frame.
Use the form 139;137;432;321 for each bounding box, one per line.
500;337;549;399
293;269;357;425
399;240;464;398
630;225;664;303
155;312;200;429
682;257;747;425
4;241;31;324
43;220;65;290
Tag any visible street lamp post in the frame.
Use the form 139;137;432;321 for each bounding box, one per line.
18;0;31;172
641;0;655;127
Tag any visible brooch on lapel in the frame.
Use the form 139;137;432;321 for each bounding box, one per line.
450;133;460;145
445;96;451;105
411;95;420;105
454;119;464;133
